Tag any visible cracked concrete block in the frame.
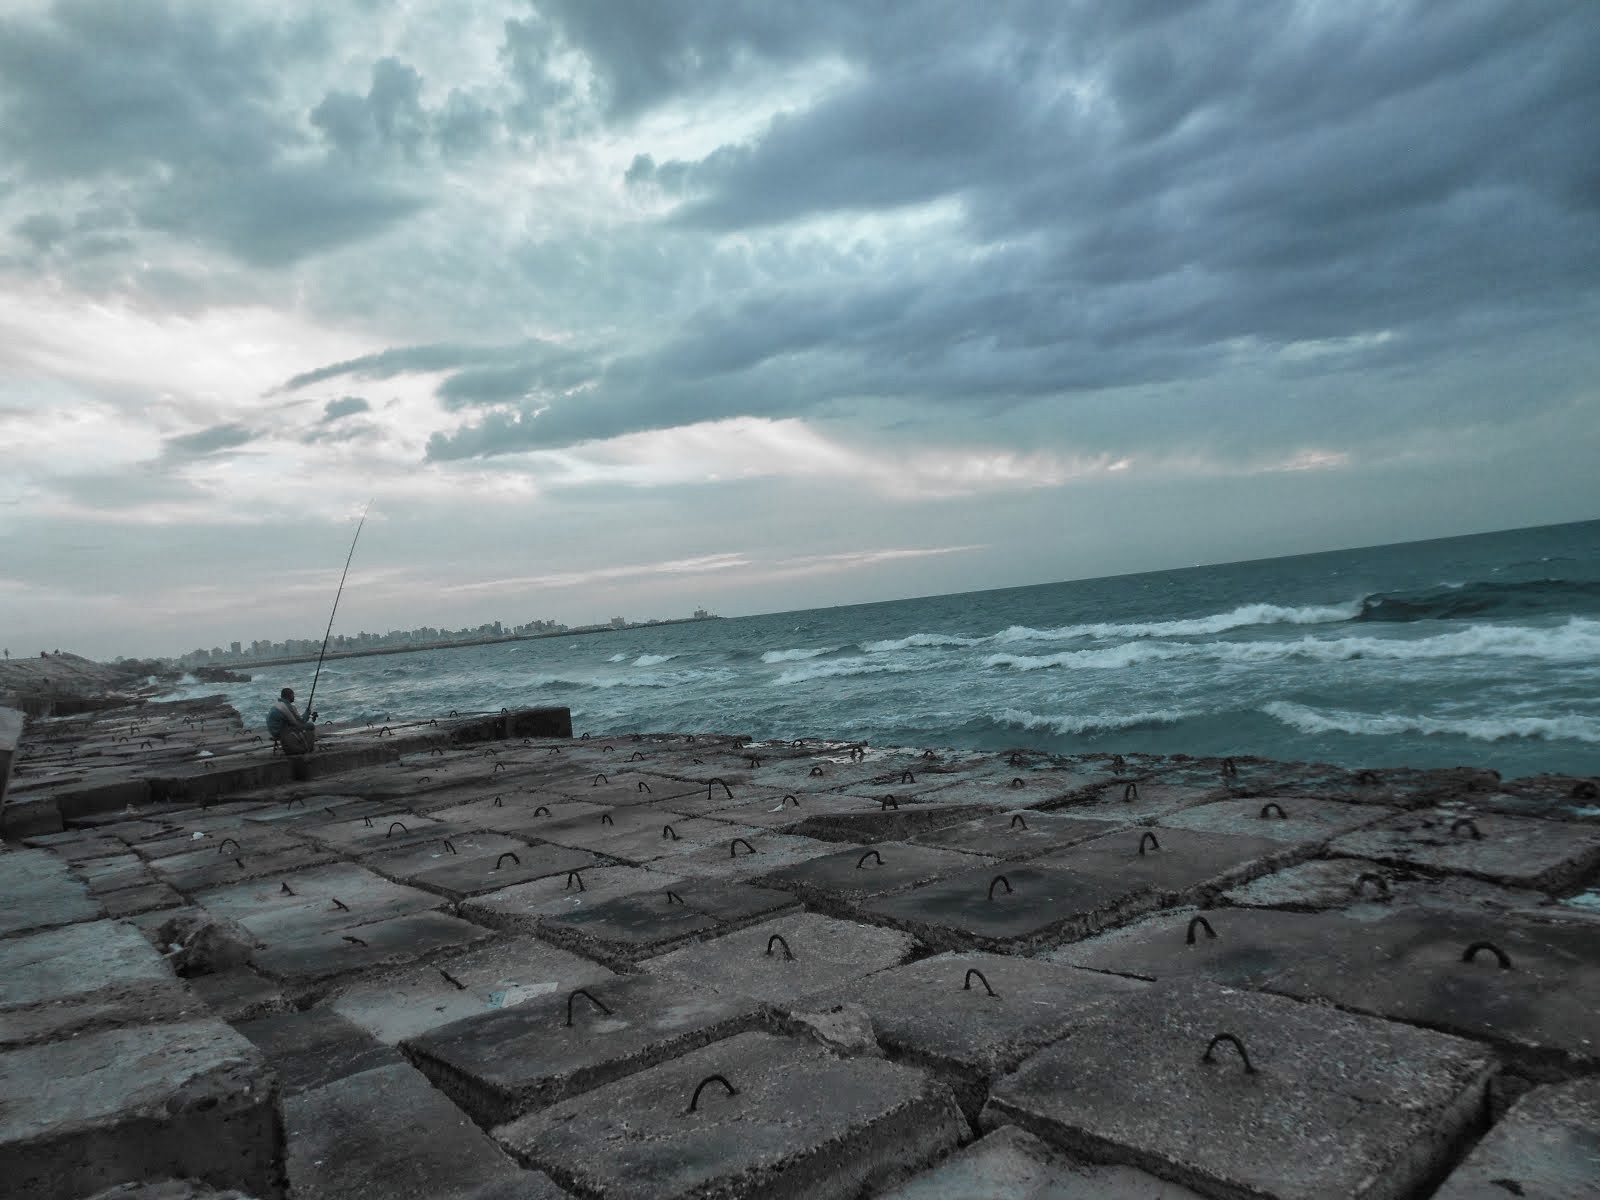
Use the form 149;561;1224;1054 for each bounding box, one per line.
495;1031;966;1200
0;1020;281;1200
0;848;102;938
1430;1076;1600;1200
1328;809;1600;891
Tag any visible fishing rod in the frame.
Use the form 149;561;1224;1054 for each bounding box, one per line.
305;499;373;718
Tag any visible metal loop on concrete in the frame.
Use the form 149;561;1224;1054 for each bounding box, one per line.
1352;872;1390;898
665;890;685;904
565;988;613;1027
686;1074;738;1114
217;837;241;855
781;794;800;808
663;824;680;840
1010;814;1028;830
581;732;591;740
430;747;444;757
280;882;295;896
963;968;998;996
1451;817;1483;840
565;872;584;891
1187;915;1217;945
442;839;457;855
765;934;795;961
729;837;756;858
857;849;884;869
630;750;646;761
1200;1032;1256;1074
495;852;520;870
330;898;349;911
638;781;652;793
708;777;733;799
747;755;762;768
493;762;507;773
1138;832;1161;855
1259;802;1287;819
364;816;374;827
285;797;304;809
601;813;614;825
494;796;504;807
809;765;825;777
1462;941;1512;969
987;874;1013;900
849;746;866;761
1123;782;1140;802
533;805;551;816
342;935;367;947
592;773;608;786
879;795;899;810
387;822;408;837
1008;753;1027;767
901;771;916;784
1010;777;1025;789
603;745;614;753
439;968;465;990
1221;758;1239;778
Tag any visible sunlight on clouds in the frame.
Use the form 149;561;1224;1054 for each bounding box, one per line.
441;553;754;596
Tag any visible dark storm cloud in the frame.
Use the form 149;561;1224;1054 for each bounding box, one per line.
0;2;420;266
310;57;500;161
320;397;369;422
160;422;258;460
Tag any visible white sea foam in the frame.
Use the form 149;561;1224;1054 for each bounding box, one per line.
862;632;983;652
986;618;1600;671
761;646;835;663
998;706;1193;735
633;654;676;666
988;601;1362;645
1263;701;1600;744
607;653;627;662
773;657;925;685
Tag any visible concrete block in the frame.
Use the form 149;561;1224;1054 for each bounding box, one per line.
233;1007;403;1095
1431;1076;1600;1200
149;843;337;894
285;1064;567;1200
461;865;669;934
814;951;1145;1120
1328;809;1600;891
0;847;103;938
638;912;916;1004
495;1030;966;1200
0;1019;281;1200
633;831;843;882
250;910;496;993
1039;780;1220;821
0;919;200;1048
1160;795;1397;843
21;830;129;861
984;981;1497;1200
791;804;996;845
878;1124;1206;1200
405;973;766;1126
0;793;64;837
329;935;616;1044
196;863;446;942
187;966;292;1021
676;789;877;831
1221;857;1548;914
101;880;188;917
554;815;767;865
537;879;800;967
753;842;996;916
363;834;604;900
911;809;1119;859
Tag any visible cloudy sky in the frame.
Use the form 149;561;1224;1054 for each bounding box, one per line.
2;0;1597;659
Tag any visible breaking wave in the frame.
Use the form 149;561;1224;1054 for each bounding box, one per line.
760;646;836;663
1263;701;1600;744
633;654;676;666
1356;579;1600;623
772;657;931;686
996;707;1194;736
988;602;1361;645
862;632;984;652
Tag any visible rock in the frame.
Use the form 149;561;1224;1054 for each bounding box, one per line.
784;1002;883;1057
154;913;254;977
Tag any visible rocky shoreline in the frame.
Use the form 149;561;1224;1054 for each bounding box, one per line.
1;695;1597;1199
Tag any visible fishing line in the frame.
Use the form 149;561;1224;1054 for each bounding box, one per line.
306;499;373;716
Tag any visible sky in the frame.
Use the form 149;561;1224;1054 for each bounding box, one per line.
2;0;1598;660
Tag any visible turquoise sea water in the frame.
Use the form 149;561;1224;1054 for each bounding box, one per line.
189;520;1600;780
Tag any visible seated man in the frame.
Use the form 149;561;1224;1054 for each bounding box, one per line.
266;687;317;756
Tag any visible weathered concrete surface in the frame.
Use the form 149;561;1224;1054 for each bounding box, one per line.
495;1031;967;1200
638;912;916;1005
364;835;604;900
635;830;845;882
187;966;292;1022
1159;796;1396;844
878;1124;1206;1200
460;864;667;933
0;706;23;812
285;1064;569;1200
753;842;997;915
0;847;103;937
1430;1076;1600;1200
233;1007;403;1095
249;910;496;995
0;918;200;1048
1038;780;1220;821
329;935;616;1044
910;809;1118;859
984;981;1497;1200
76;1180;257;1200
0;1019;281;1200
1221;857;1550;914
1328;809;1600;891
195;863;446;941
790;804;996;845
403;973;766;1126
812;951;1145;1121
536;879;800;967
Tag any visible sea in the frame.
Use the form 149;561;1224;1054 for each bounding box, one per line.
185;519;1600;782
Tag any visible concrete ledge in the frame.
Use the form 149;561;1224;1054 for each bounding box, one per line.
0;1020;282;1200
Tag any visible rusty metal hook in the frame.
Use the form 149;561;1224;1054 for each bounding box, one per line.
592;773;607;786
1352;872;1390;898
1201;1032;1256;1073
686;1074;738;1113
1123;782;1140;802
1451;817;1482;840
217;837;240;855
1259;802;1287;819
387;821;408;837
856;849;883;869
565;871;584;891
963;968;998;996
601;813;614;825
988;874;1013;900
1186;915;1217;945
879;794;899;809
1009;777;1025;789
637;781;652;793
901;770;916;784
495;852;520;870
729;837;756;857
665;890;685;904
765;934;795;961
1138;832;1161;855
781;794;800;808
707;777;733;799
809;765;825;777
533;805;551;816
441;839;457;855
565;988;612;1027
1009;814;1028;830
1462;941;1512;969
663;824;680;840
